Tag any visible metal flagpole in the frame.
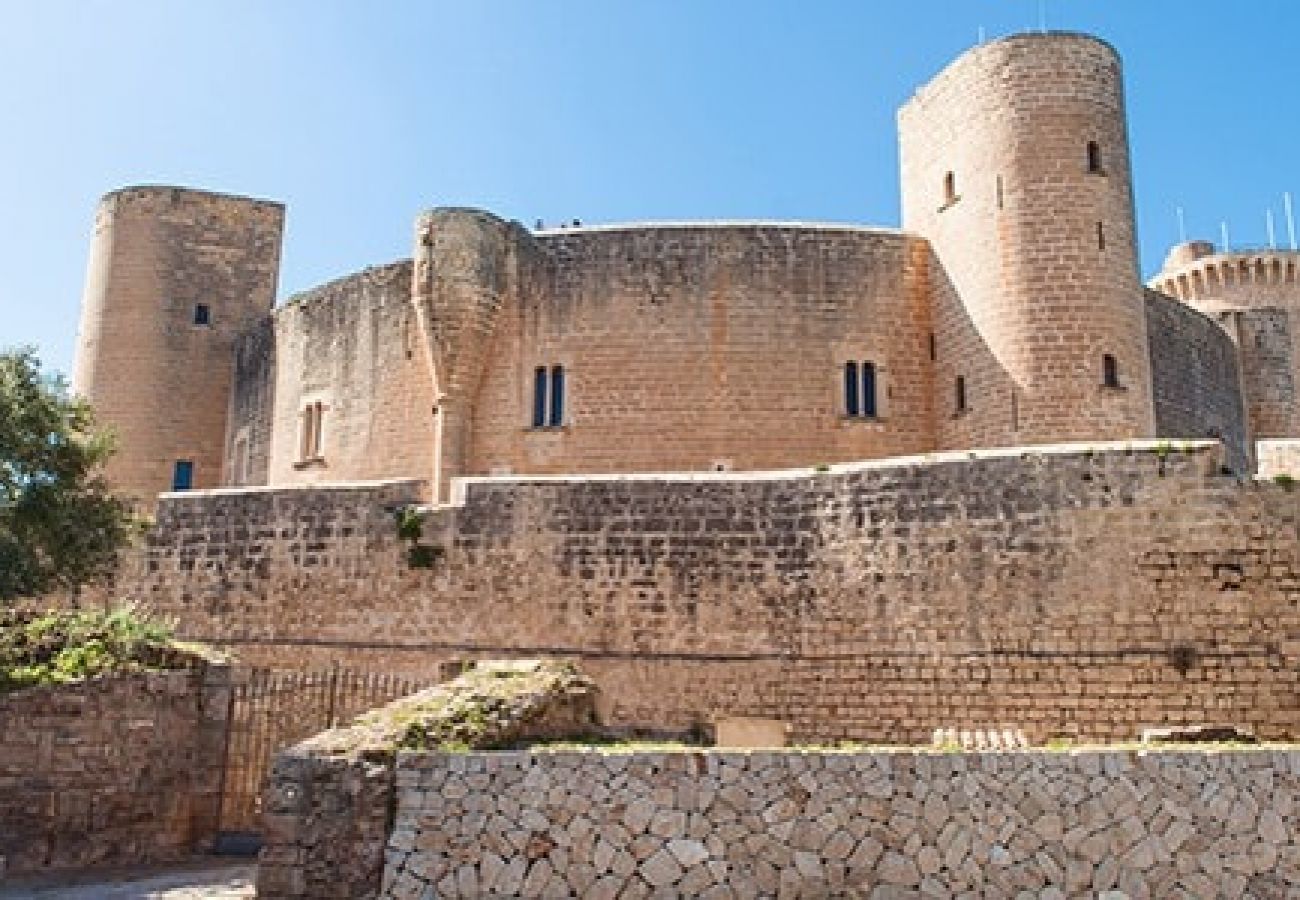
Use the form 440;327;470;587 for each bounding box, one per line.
1176;207;1187;244
1285;192;1297;251
1221;222;1231;253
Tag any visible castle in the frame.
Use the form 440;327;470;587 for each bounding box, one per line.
65;33;1300;749
71;32;1300;504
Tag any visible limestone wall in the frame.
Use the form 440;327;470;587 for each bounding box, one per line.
1258;440;1300;479
383;749;1300;898
1143;290;1249;470
260;261;436;489
71;186;284;503
467;223;936;478
0;663;230;876
119;442;1300;746
900;33;1155;450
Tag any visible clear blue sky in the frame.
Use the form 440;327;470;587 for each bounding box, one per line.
3;1;1298;377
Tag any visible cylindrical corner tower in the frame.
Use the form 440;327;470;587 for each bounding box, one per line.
1151;243;1300;439
72;186;284;504
900;33;1154;450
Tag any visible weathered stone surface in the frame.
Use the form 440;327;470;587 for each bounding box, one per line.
0;661;230;876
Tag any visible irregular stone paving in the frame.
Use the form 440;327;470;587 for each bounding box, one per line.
382;749;1300;898
0;861;254;899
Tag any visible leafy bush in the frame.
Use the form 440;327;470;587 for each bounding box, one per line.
0;604;181;692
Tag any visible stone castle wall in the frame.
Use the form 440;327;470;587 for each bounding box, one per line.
117;443;1300;745
0;663;230;876
72;186;284;503
384;749;1300;898
469;224;936;478
244;261;436;489
1143;290;1249;470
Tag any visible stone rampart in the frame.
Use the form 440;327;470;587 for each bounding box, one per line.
118;442;1300;746
382;748;1300;898
0;662;230;876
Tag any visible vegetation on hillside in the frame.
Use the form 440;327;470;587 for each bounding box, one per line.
0;348;137;601
0;605;196;692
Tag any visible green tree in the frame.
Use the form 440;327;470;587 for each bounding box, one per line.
0;348;134;601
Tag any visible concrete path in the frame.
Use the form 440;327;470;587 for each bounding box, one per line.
0;860;255;899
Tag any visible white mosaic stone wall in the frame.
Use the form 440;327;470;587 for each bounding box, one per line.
382;749;1300;899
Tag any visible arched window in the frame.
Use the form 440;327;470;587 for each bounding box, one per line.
943;171;957;206
1102;354;1120;388
1087;141;1104;174
843;361;880;419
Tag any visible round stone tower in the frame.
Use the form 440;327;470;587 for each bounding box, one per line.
72;186;284;504
899;33;1154;450
1151;242;1300;439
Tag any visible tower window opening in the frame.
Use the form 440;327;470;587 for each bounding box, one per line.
1087;141;1104;174
1097;221;1106;250
193;304;211;326
299;401;325;462
942;171;958;207
928;332;936;360
843;361;880;419
171;460;194;492
996;175;1004;210
532;365;566;427
1102;354;1121;388
955;376;967;414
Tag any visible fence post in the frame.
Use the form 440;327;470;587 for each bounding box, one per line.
326;661;342;728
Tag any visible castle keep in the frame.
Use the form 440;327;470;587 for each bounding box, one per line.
68;33;1300;744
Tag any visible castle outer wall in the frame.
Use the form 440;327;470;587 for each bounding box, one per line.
119;443;1300;745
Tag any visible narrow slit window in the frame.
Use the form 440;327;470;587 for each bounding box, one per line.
943;171;957;206
928;333;937;360
861;362;878;418
172;460;194;492
532;367;547;427
1087;141;1104;174
844;362;860;416
299;401;324;461
193;304;211;326
996;175;1004;210
549;365;565;427
1097;221;1106;250
1103;354;1120;388
955;376;967;414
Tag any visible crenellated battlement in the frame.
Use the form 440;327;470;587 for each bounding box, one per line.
1152;243;1300;305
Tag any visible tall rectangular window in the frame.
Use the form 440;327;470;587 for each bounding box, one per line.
549;365;565;427
843;360;879;419
955;376;967;413
861;362;877;418
531;365;566;427
298;401;324;462
844;362;860;417
172;460;194;491
532;367;548;427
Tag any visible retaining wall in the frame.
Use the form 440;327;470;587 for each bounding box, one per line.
0;663;230;876
382;748;1300;898
117;442;1300;747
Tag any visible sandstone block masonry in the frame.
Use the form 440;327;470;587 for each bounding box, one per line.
118;442;1300;746
383;749;1300;899
0;663;230;876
